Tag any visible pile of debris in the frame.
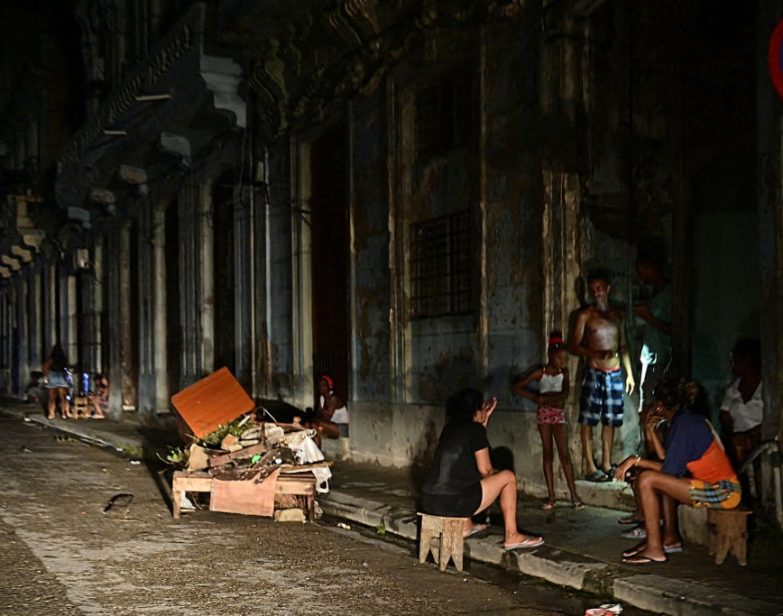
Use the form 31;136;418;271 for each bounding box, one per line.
169;368;331;520
183;417;331;490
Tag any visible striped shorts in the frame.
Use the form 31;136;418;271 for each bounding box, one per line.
579;367;624;427
690;478;742;509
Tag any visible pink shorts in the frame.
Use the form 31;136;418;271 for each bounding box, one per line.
537;405;566;425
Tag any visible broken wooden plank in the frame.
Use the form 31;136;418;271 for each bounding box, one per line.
207;442;268;468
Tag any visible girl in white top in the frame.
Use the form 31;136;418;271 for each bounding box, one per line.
513;332;583;510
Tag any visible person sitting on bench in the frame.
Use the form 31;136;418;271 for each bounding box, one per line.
420;388;544;550
614;377;741;565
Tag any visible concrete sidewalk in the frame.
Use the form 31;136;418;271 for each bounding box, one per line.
3;398;782;616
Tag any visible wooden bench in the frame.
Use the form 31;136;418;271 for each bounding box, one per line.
172;470;317;521
418;513;468;572
707;507;751;565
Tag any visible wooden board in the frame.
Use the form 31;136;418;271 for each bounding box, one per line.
170;367;255;439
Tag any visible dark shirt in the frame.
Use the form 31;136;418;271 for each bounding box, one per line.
422;421;489;496
661;411;713;477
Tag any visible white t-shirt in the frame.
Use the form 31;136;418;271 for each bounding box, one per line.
319;393;349;424
721;378;763;433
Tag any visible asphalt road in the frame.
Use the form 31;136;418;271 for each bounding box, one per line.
0;413;562;615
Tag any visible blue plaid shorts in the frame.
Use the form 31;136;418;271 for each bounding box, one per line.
579;367;624;427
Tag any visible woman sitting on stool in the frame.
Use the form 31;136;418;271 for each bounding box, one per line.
614;378;741;565
421;388;544;550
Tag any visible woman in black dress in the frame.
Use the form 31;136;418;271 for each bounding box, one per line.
421;389;544;550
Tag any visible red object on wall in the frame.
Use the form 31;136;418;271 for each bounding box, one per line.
768;19;783;99
171;367;255;439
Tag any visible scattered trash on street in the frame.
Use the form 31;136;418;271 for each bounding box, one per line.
585;603;622;616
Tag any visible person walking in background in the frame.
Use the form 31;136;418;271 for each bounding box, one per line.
568;270;635;482
421;389;544;550
513;331;583;510
43;343;71;420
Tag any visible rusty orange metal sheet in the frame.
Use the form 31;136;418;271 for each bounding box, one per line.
171;367;255;439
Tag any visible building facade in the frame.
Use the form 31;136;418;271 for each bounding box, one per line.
1;0;782;510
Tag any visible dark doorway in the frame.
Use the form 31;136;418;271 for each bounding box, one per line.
165;203;181;396
212;174;236;374
310;124;350;403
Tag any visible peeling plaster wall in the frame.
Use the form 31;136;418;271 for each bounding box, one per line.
481;13;544;412
265;145;294;398
349;92;391;401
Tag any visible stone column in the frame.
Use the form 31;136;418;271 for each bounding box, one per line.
28;266;42;376
16;276;29;397
107;220;135;414
136;203;156;417
93;238;104;372
199;179;215;375
234;193;253;390
152;206;169;413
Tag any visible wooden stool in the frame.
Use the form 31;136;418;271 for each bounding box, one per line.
707;508;751;565
71;396;91;418
418;513;467;572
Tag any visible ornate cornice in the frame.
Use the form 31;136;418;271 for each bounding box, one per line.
59;3;204;165
246;0;523;140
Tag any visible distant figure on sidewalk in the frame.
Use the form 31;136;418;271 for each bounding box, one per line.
25;371;46;405
513;331;583;510
568;270;635;482
296;374;349;448
614;377;740;565
421;389;544;550
43;344;71;420
88;373;109;419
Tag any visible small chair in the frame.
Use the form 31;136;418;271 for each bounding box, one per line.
418;513;467;572
707;507;751;565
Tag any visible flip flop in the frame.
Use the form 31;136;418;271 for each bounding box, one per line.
585;470;608;482
664;543;683;554
463;523;488;538
541;501;555;511
622;554;666;565
621;526;647;539
504;536;545;550
617;514;642;525
621;543;646;559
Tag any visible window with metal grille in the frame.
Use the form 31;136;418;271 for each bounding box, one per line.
410;210;472;319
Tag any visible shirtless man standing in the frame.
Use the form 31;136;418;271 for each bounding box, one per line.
568;271;635;481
